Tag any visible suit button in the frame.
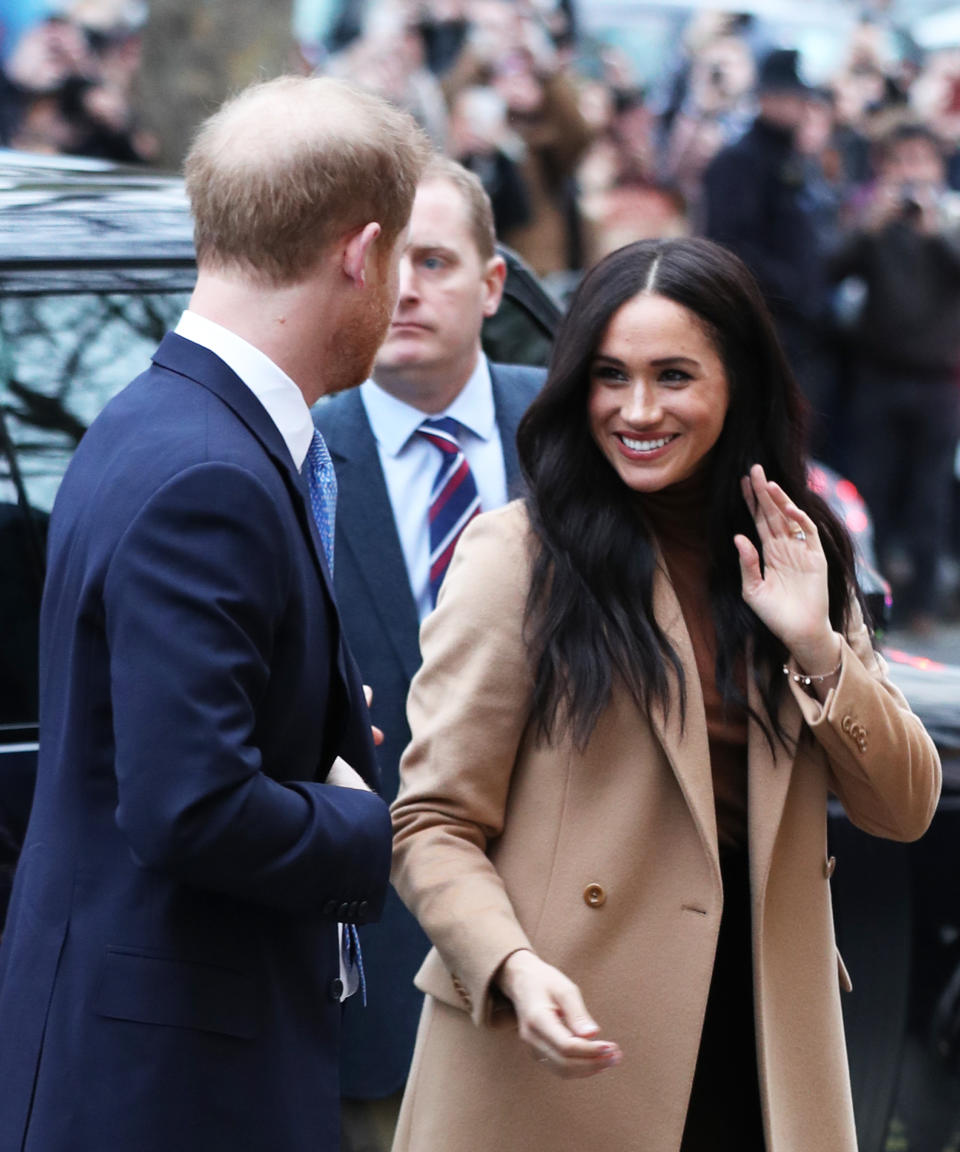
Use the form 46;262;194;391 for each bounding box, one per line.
329;978;344;1001
356;901;369;924
322;899;337;916
824;855;837;879
584;883;606;908
337;902;350;919
347;902;359;921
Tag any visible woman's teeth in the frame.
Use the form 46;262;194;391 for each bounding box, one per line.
620;434;674;452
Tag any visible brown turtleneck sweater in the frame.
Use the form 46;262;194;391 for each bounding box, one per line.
643;476;749;851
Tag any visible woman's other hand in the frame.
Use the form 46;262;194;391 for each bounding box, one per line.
734;464;840;676
496;949;622;1078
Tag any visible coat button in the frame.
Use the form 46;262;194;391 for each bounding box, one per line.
824;855;837;879
356;901;369;924
337;902;350;919
322;899;337;916
347;901;359;920
584;883;606;908
328;978;344;1001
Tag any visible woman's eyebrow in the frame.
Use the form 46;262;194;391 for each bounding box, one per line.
649;355;699;368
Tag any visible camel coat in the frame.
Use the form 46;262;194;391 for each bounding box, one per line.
390;502;941;1152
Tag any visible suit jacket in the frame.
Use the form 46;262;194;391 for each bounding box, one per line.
0;333;393;1152
313;362;543;1098
390;502;941;1152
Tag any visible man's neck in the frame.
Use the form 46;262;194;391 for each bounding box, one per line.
373;347;481;415
188;268;335;407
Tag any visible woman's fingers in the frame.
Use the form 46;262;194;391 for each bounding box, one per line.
502;951;620;1078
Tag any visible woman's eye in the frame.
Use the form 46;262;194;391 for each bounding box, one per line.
592;365;628;382
659;368;692;384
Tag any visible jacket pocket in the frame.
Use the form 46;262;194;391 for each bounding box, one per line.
93;947;259;1038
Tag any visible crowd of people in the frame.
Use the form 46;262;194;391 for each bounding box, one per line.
4;0;960;630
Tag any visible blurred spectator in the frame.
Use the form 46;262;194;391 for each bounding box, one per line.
702;48;836;459
829;123;960;631
328;1;449;148
441;0;593;283
0;10;154;160
578;85;687;267
448;84;531;236
661;21;756;215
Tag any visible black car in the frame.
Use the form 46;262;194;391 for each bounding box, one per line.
1;151;957;1150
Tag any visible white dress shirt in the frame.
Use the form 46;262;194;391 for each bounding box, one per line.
360;355;508;621
175;311;314;469
174;310;357;1000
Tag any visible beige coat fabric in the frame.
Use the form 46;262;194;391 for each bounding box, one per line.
390;501;941;1152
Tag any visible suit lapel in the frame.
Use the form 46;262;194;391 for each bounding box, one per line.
321;391;422;682
152;333;337;607
646;559;720;874
490;364;529;497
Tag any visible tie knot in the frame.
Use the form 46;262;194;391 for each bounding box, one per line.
418;417;462;455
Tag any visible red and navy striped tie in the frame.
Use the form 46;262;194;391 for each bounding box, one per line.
418;417;481;607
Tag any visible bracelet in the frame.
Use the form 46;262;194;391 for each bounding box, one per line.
782;658;842;688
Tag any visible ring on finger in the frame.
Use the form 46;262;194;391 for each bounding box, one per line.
791;527;806;542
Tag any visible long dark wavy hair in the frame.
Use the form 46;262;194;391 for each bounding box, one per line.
516;237;864;750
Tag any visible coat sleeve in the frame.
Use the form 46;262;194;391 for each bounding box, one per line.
391;503;536;1026
102;461;392;916
784;596;941;842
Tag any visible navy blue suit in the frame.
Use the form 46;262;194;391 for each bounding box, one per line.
0;333;393;1152
313;362;543;1099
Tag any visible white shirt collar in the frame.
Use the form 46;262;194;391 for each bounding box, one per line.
175;310;315;470
360;354;495;458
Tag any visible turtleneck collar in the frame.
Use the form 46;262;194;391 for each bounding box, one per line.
638;468;712;553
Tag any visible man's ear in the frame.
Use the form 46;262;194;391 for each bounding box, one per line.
482;254;508;318
342;222;382;288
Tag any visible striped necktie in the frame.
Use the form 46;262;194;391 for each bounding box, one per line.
305;429;337;576
418;417;481;607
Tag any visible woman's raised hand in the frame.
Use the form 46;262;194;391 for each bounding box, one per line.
734;463;840;675
496;949;622;1079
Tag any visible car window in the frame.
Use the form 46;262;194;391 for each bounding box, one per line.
0;290;190;513
0;288;189;726
482;290;554;368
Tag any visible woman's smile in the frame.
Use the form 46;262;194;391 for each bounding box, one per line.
588;293;729;493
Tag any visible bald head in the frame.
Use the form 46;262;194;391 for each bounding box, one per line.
185;75;432;285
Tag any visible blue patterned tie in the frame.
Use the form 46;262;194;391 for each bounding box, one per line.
305;430;366;1005
417;417;481;607
305;429;337;575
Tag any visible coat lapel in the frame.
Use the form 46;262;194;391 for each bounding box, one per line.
747;654;804;905
646;559;720;875
320;391;422;682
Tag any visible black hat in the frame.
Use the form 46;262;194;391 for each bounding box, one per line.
757;49;812;96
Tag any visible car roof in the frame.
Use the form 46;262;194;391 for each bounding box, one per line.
0;150;195;290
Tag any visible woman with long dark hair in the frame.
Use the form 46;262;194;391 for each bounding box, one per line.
389;238;940;1152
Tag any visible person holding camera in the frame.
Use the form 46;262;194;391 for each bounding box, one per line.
829;122;960;632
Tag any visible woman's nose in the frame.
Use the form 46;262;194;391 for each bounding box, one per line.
622;383;662;423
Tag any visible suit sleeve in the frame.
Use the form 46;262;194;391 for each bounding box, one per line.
391;504;536;1026
784;596;941;842
103;461;392;915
